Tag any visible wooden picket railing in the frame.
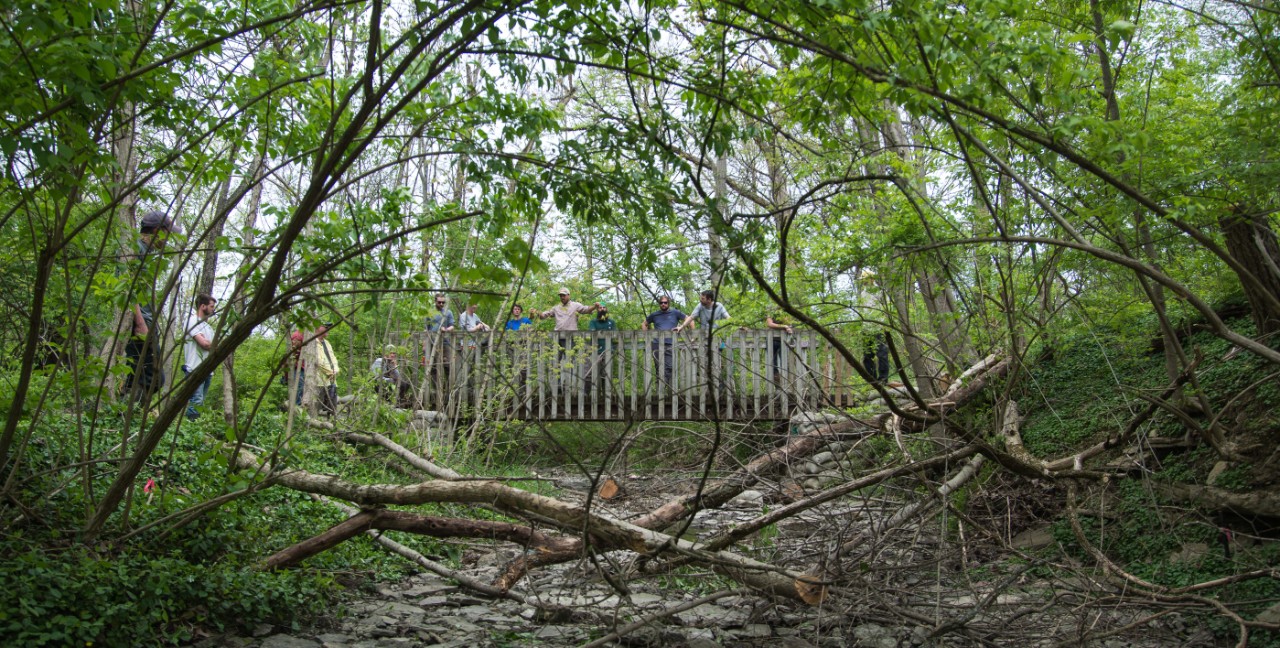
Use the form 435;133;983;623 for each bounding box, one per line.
398;329;863;421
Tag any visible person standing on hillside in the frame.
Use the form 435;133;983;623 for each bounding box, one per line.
124;210;182;408
283;330;306;406
855;269;890;384
372;344;412;407
180;294;216;420
314;323;340;417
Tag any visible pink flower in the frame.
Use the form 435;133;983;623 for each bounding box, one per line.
144;478;156;494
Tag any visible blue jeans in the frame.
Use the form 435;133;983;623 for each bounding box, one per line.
181;365;213;420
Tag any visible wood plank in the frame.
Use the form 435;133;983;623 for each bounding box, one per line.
663;332;671;420
752;331;760;420
604;335;613;420
780;331;790;419
725;335;734;421
538;334;546;421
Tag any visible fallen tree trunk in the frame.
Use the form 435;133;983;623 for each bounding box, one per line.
233;449;827;604
262;508;578;569
1155;483;1280;518
310;496;585;614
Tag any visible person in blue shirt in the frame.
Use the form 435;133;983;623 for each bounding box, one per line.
642;296;685;387
427;294;455;332
504;304;533;331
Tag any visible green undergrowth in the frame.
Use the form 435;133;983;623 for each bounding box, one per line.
0;544;331;647
1016;313;1280;646
1047;479;1280;646
1017;314;1280;462
0;407;461;647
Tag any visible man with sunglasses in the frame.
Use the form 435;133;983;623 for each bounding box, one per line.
423;294;456;402
642;295;686;387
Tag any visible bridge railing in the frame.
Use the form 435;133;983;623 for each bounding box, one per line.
402;329;862;421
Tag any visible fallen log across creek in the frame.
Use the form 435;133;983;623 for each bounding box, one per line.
244;353;1016;603
235;449;829;604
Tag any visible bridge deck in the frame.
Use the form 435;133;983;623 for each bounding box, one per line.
402;330;863;421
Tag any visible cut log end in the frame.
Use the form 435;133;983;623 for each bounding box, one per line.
794;576;827;605
598;477;624;500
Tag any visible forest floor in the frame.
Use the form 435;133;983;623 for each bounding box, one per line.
189;467;1220;648
185;315;1280;647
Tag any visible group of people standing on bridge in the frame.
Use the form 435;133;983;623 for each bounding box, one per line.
115;206;891;423
397;285;892;404
398;287;739;404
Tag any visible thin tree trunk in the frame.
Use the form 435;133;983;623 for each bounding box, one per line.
98;100;141;402
1090;0;1183;386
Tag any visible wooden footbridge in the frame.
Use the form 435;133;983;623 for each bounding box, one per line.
402;330;865;421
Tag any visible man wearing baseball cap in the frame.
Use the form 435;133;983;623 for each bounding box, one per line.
124;210;182;406
534;288;601;402
534;287;601;331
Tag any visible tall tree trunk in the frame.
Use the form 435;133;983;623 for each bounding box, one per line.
419;141;436;275
221;153;268;426
198;141;242;296
875;110;957;391
855;117;936;396
1220;207;1280;339
710;154;728;288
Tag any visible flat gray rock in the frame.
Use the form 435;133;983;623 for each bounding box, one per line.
260;636;321;648
315;633;351;648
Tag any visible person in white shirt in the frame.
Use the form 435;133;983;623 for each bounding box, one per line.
676;290;732;398
181;294;216;420
534;287;600;331
371;344;412;407
459;303;490;332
